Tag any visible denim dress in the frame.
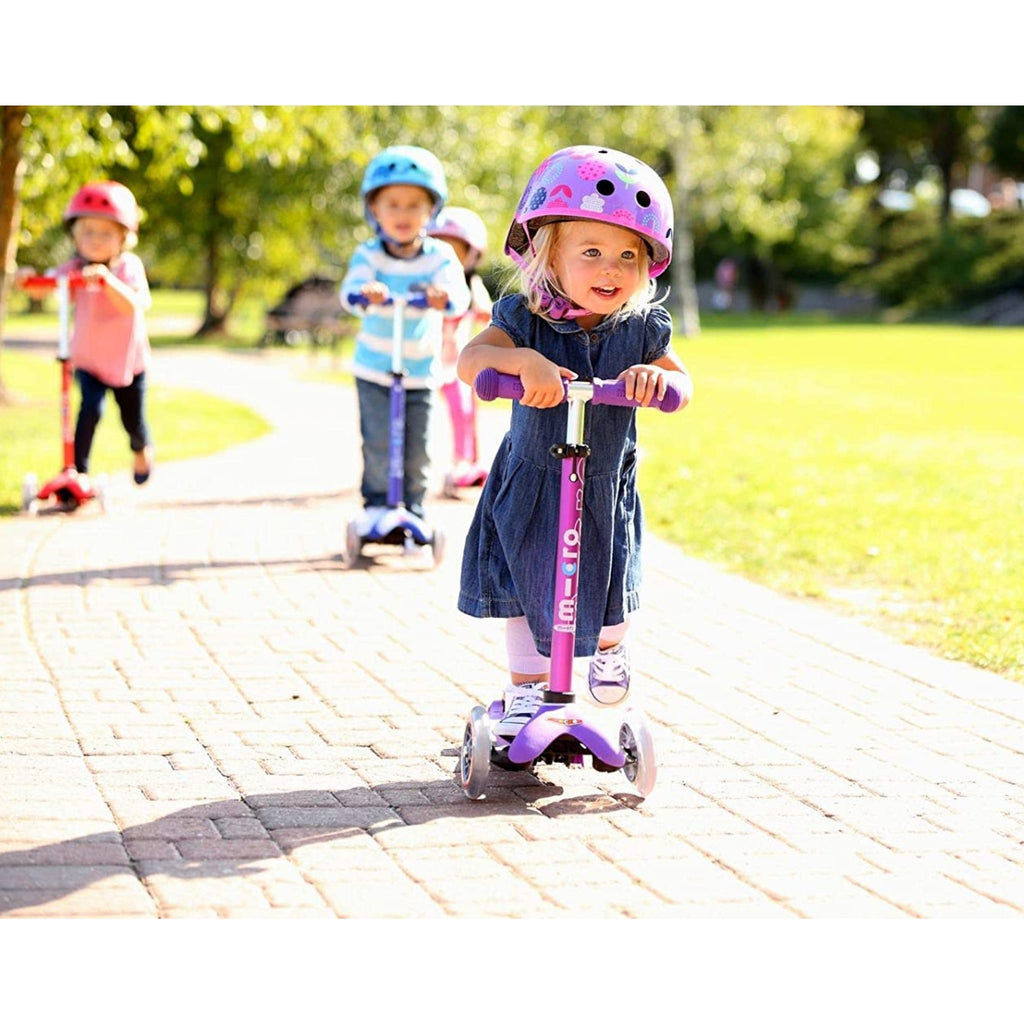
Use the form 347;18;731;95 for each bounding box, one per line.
458;294;673;657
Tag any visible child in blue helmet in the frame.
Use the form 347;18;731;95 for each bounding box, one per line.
341;146;471;527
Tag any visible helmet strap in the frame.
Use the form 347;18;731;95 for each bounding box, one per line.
540;288;593;321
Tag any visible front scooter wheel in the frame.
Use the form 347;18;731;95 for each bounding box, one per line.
93;474;109;514
21;473;38;516
620;710;657;797
459;705;491;800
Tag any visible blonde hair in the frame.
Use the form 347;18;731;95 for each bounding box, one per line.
511;220;657;321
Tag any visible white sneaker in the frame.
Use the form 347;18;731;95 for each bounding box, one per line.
588;643;630;705
355;506;387;535
496;682;547;738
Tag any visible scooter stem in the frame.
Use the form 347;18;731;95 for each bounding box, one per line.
548;384;593;693
57;274;70;362
56;275;75;470
387;296;407;508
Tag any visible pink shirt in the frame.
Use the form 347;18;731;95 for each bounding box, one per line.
58;253;151;387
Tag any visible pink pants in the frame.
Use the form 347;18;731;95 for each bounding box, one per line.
505;615;629;675
441;378;478;464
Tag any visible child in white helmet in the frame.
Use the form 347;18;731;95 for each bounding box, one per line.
428;206;494;494
340;146;470;527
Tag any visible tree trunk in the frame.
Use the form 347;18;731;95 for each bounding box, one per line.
0;106;28;403
932;108;961;228
669;112;701;338
194;128;234;339
197;197;222;337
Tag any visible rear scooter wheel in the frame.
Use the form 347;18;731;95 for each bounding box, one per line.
430;526;446;568
345;520;362;567
459;705;491;800
620;710;657;797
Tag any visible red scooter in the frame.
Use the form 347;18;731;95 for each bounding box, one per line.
17;271;106;514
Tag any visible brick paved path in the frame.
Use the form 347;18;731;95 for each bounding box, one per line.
2;345;1024;919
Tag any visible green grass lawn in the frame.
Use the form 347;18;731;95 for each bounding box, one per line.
3;286;266;348
0;347;270;516
640;314;1024;681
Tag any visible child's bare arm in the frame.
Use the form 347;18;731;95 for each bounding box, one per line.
457;326;576;408
81;264;152;313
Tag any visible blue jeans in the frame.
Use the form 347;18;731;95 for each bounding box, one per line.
355;377;434;518
74;368;151;474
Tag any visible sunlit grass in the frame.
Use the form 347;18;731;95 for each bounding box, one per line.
0;348;270;515
640;316;1024;680
3;286;266;348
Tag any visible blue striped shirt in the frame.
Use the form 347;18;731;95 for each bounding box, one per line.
340;236;471;389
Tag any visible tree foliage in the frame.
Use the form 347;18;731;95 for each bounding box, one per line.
857;106;984;224
987;106;1024;180
690;106;870;278
3;104;1019;341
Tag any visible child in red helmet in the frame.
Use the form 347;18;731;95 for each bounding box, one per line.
19;181;155;486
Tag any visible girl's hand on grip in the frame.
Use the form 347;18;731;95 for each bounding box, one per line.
519;352;576;408
618;363;668;406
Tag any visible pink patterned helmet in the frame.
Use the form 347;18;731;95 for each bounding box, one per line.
63;181;139;233
505;146;673;278
428;206;487;266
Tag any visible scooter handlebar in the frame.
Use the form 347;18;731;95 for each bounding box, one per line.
346;292;431;309
473;368;686;413
17;271;94;291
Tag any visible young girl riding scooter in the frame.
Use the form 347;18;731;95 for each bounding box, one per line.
457;145;693;738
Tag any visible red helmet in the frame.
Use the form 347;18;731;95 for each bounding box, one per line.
63;181;139;233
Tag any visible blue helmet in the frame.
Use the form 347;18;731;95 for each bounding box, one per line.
361;145;448;232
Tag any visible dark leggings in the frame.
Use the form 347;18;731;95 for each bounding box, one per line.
74;368;151;473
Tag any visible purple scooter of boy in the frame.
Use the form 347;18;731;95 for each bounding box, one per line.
458;369;685;799
344;292;446;568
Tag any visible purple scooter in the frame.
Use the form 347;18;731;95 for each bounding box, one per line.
459;369;686;799
344;291;445;568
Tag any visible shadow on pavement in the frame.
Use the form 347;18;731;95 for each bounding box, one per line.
0;781;640;915
0;556;351;592
141;490;358;512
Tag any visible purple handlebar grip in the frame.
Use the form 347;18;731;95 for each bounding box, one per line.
346;292;430;309
473;368;531;402
473;369;683;412
592;378;684;413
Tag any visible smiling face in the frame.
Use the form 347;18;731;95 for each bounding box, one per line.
551;220;645;325
71;216;126;263
368;184;435;246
